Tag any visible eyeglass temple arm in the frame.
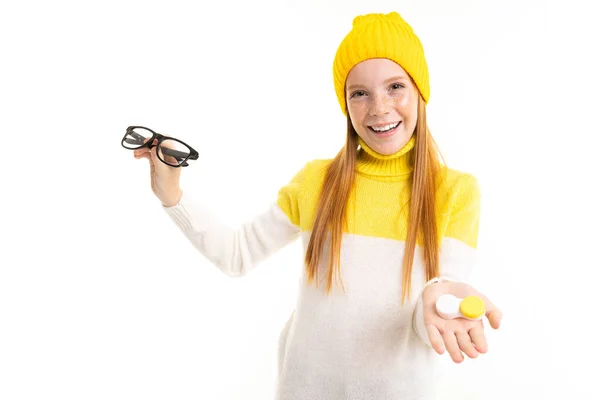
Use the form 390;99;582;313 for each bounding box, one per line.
158;147;190;160
127;131;147;142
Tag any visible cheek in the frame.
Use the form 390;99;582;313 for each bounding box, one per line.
393;95;418;118
348;103;368;123
393;94;412;108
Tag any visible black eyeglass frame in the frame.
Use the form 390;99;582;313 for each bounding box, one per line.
121;125;199;167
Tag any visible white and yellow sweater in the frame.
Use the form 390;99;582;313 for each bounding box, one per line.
163;134;481;400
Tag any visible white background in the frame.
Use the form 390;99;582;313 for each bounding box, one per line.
1;0;599;399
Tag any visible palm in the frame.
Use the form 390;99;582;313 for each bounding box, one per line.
421;281;502;363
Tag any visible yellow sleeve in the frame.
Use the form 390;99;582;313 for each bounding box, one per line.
276;162;310;227
445;173;481;248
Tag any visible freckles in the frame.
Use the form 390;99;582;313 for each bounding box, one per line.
350;102;368;115
373;94;394;105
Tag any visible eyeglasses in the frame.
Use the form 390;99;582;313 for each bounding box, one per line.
121;126;199;167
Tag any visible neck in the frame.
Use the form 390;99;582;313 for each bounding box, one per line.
355;135;415;181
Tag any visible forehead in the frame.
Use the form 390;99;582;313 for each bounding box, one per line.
346;58;409;86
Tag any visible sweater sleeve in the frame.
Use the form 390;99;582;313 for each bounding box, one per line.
439;173;481;280
413;173;482;346
161;163;308;277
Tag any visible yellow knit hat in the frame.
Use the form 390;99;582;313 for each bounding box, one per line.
333;12;430;115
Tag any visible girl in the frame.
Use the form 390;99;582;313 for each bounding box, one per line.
132;11;502;400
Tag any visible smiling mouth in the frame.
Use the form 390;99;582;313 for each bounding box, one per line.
368;121;401;134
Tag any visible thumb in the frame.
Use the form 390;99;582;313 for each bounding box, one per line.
150;145;159;162
480;294;502;329
148;139;160;162
147;146;158;174
150;144;163;169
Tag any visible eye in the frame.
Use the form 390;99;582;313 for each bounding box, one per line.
390;83;405;90
350;90;367;99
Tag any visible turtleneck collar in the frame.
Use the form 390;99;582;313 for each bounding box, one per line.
355;134;415;181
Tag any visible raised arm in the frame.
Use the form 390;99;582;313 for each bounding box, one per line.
161;163;308;277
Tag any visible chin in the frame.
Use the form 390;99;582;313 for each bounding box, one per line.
358;124;412;155
367;135;408;155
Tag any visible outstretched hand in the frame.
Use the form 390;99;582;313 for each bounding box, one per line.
421;281;502;363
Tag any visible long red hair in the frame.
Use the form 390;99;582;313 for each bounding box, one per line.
304;93;446;304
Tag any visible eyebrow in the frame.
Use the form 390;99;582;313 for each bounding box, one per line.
347;76;408;92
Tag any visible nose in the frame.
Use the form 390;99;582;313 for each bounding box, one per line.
369;93;391;116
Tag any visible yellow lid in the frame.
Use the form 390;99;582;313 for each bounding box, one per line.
459;296;486;319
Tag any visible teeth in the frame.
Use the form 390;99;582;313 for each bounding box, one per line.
371;122;399;132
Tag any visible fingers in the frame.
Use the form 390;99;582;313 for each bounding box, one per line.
134;152;151;160
456;331;478;359
133;138;158;155
479;293;502;329
133;145;158;162
432;324;486;362
486;307;502;329
426;324;445;355
469;325;488;354
442;330;464;363
133;147;150;157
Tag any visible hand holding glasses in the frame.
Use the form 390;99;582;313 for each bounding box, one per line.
121;126;198;167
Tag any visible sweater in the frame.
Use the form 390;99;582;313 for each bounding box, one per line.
162;134;481;400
